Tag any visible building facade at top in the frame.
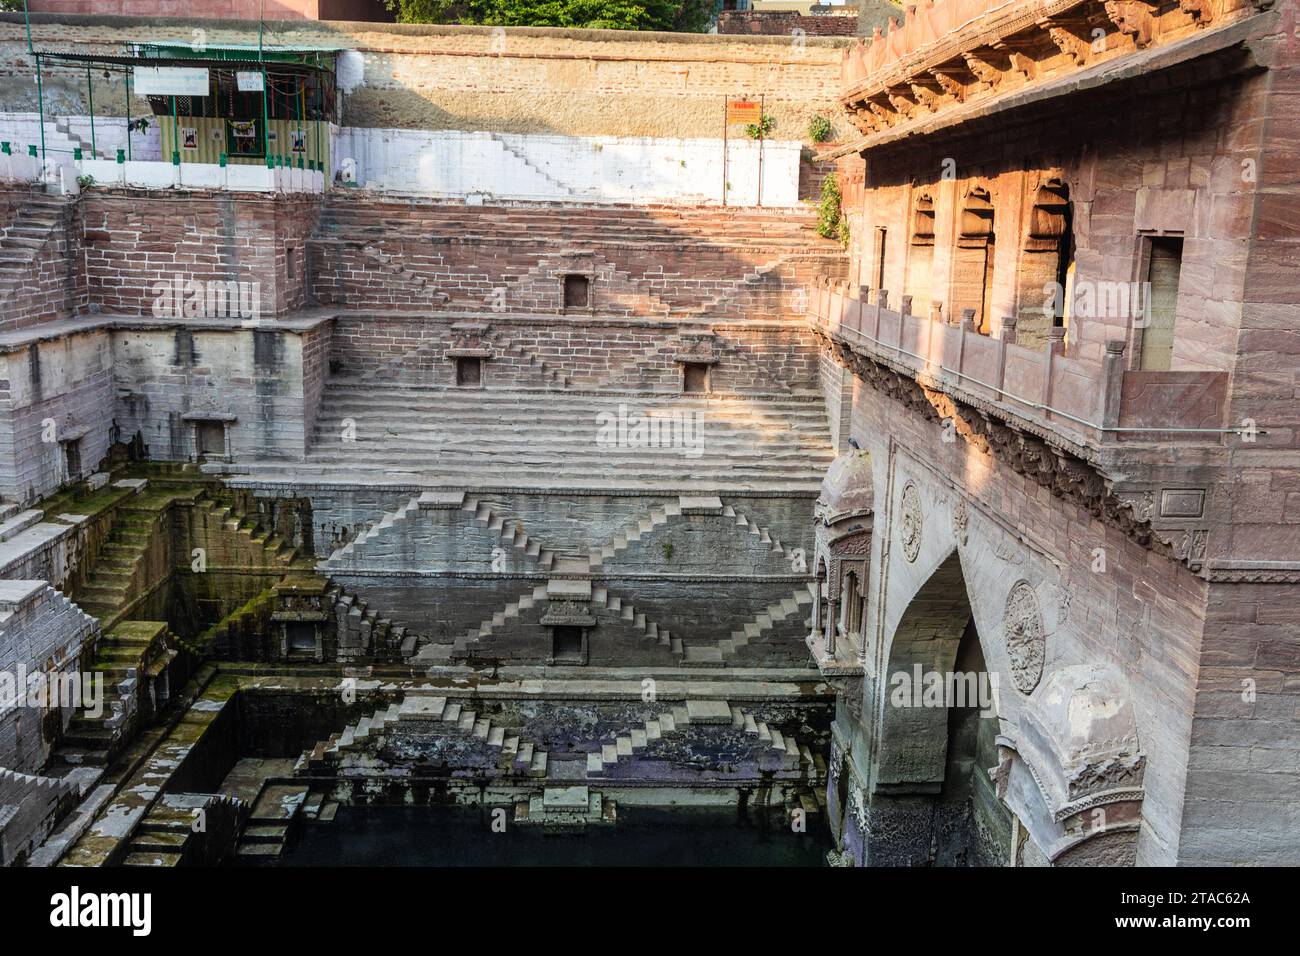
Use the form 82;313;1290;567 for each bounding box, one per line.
808;0;1299;865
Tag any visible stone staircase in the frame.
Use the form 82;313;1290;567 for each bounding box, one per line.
589;585;680;654
234;783;312;862
265;386;835;491
197;495;300;564
587;498;683;570
70;509;158;624
120;792;246;867
722;500;794;562
584;701;822;779
437;583;551;659
57;621;170;767
326;580;414;660
682;586;815;664
0;191;64;308
323;495;423;567
489;329;572;389
314;195;838;248
296;696;550;778
462;494;558;571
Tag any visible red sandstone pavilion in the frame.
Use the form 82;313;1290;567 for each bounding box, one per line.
0;0;1292;878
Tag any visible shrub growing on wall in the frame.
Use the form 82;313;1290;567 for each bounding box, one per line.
817;173;849;247
386;0;713;31
808;115;835;143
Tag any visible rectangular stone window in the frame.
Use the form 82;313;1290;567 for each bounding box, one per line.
874;227;888;291
286;622;318;656
62;439;82;480
551;626;585;664
563;274;590;310
683;362;709;394
286;246;296;280
456;356;482;386
195;421;227;459
1139;236;1183;371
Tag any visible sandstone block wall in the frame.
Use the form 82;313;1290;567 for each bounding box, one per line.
311;197;845;318
0;18;848;140
80;192;321;319
326;315;826;394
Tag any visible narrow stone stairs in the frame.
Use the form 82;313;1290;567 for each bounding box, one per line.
488;329;572;389
71;510;157;623
120;793;246;867
587;498;683;570
682;586;814;664
326;580;413;660
57;621;170;767
323;494;423;567
584;701;822;780
439;583;551;659
0;191;64;306
296;696;550;778
197;495;300;565
462;494;558;571
234;783;313;862
722;500;793;561
589;585;680;655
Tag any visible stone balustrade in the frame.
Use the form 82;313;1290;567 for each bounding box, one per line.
809;276;1230;446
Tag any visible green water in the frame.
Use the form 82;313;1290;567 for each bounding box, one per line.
275;804;831;867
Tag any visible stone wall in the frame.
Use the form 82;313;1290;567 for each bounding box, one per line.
0;328;115;504
0;580;99;773
113;321;326;464
311;196;845;319
325;314;826;394
80;191;321;319
717;10;860;36
0;17;848;139
831;355;1210;865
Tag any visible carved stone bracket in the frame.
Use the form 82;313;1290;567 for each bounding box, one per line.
1103;0;1156;47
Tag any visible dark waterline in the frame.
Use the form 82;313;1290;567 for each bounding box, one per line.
274;804;832;867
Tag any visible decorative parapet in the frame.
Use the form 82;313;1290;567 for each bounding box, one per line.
838;0;1270;138
808;277;1231;451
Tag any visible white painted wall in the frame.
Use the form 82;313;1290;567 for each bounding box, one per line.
331;128;803;206
0;114;805;206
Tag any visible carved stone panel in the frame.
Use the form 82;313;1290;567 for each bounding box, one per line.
1004;580;1046;694
899;481;923;563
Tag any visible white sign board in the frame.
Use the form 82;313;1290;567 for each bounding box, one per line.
236;71;264;92
132;66;210;97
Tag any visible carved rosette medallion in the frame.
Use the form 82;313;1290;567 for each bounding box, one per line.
899;481;923;562
1003;580;1046;694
